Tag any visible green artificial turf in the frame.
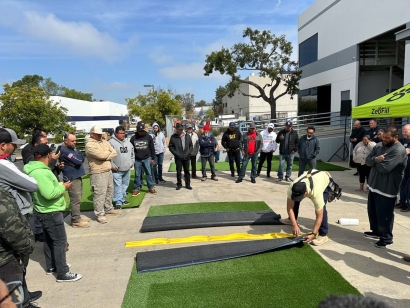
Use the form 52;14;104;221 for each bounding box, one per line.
122;244;360;308
147;201;270;217
64;169;143;212
168;156;349;172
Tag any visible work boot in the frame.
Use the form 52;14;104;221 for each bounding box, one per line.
105;209;122;215
311;235;329;246
132;190;140;197
72;220;90;228
97;216;107;224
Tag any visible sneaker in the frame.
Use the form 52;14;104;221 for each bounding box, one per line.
25;302;41;307
363;231;379;240
251;178;256;183
56;271;82;282
311;235;329;246
276;178;283;182
159;179;167;183
29;290;42;302
176;185;182;190
395;202;402;208
132;190;140;197
201;177;207;181
403;254;410;262
353;172;358;176
186;185;193;190
211;177;218;181
285;177;293;182
231;172;235;177
235;178;242;184
97;216;107;224
400;206;410;212
149;189;157;195
47;263;71;275
72;220;90;228
279;218;295;225
375;241;392;249
122;201;130;206
106;209;122;215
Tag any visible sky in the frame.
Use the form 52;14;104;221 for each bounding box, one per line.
0;0;315;105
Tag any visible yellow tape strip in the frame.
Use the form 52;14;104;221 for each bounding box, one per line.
125;232;296;248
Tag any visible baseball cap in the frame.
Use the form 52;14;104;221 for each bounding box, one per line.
249;122;256;128
186;123;193;129
0;128;26;145
137;124;145;132
32;143;52;158
229;122;235;127
90;125;103;134
267;123;275;129
285;120;293;126
175;122;184;130
203;125;211;131
291;182;307;202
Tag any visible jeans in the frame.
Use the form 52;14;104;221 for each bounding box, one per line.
175;158;190;186
367;191;395;244
134;158;154;190
239;153;258;179
214;149;220;162
152;153;164;183
190;155;198;177
35;211;69;277
201;155;216;178
227;149;241;175
67;178;83;222
112;170;130;206
298;158;316;176
257;152;273;175
278;153;295;179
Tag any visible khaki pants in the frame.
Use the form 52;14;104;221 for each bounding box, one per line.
68;178;83;222
90;171;114;217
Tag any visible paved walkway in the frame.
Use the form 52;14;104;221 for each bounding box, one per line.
27;155;410;307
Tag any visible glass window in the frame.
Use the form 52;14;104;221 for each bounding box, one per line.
299;33;318;67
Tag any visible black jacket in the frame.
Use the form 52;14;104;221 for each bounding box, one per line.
169;133;193;161
222;129;242;150
275;129;299;154
130;132;155;161
366;127;380;143
349;127;366;148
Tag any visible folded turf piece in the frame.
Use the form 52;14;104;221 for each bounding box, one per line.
136;238;302;273
140;210;282;233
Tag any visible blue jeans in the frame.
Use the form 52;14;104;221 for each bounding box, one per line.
112;170;130;206
278;153;295;179
214;149;220;162
134;158;154;190
298;158;317;176
239;153;258;179
152;152;164;182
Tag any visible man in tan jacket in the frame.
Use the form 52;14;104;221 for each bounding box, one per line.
86;126;122;224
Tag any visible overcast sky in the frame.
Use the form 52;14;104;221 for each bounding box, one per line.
0;0;315;104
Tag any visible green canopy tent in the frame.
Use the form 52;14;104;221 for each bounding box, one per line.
352;83;410;119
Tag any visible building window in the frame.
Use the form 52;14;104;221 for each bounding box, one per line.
298;87;317;115
299;33;318;67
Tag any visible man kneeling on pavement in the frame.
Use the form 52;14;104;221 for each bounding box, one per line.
285;169;340;246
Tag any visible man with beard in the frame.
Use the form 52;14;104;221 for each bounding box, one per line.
364;127;407;248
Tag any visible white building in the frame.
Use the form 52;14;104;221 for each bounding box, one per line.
50;96;128;132
298;0;410;115
222;75;297;120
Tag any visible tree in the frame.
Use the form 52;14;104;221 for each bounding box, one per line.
42;77;63;96
212;86;229;116
204;27;301;119
195;100;208;107
11;74;44;90
0;84;73;139
205;108;215;120
126;88;182;128
175;93;195;113
60;87;93;101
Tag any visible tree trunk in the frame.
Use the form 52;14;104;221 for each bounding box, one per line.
270;100;277;120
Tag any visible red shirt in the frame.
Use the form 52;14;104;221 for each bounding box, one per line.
247;131;257;155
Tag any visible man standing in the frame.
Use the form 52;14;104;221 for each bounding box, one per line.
60;132;89;228
349;120;366;173
108;126;134;209
235;122;262;184
285;169;335;246
276;120;299;182
0;128;41;306
297;126;320;176
185;123;199;179
21;128;47;165
85;125;121;224
169;123;193;190
366;119;380;143
199;125;218;181
24;144;82;282
397;124;410;211
130;123;157;196
222;122;242;177
365;127;407;248
257;123;277;178
150;122;167;184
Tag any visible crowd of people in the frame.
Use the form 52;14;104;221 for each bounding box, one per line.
1;117;410;306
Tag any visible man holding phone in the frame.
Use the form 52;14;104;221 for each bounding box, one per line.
60;133;89;228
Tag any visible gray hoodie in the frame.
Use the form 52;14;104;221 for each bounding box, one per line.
151;122;167;154
0;159;38;215
108;136;135;172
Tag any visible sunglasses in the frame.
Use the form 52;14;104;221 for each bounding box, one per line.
0;281;23;305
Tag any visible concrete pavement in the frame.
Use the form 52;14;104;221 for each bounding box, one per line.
27;155;410;307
